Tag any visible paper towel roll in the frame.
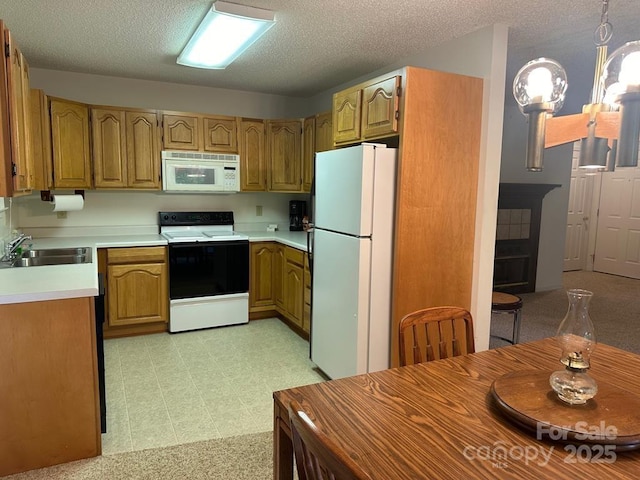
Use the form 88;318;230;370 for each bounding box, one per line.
51;194;84;212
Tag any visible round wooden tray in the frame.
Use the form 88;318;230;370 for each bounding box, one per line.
490;370;640;450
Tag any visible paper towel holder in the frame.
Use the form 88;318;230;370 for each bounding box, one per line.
40;190;85;202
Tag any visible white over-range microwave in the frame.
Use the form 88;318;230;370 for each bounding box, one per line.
161;151;240;193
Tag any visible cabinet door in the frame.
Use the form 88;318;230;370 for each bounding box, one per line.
30;89;52;191
303;253;311;334
333;89;361;145
302;116;315;193
50;98;92;188
284;260;304;327
267;120;302;192
107;262;168;327
362;75;401;139
162;114;200;150
92;108;127;188
239;119;266;191
203;116;238;152
314;111;333;153
6;31;32;193
273;244;285;309
250;242;276;309
126;111;160;189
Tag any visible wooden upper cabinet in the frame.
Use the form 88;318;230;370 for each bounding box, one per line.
302;116;315;193
239;119;266;192
30;89;52;191
362;75;400;139
203;116;238;152
92;108;160;189
333;89;361;145
333;74;402;146
125;111;160;188
3;27;32;194
162;114;199;150
267;119;302;192
314;111;333;153
50;98;92;189
92;108;127;188
161;112;239;153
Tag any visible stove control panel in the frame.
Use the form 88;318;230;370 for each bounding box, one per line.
159;211;234;227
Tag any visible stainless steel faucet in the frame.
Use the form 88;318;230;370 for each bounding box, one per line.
2;233;32;262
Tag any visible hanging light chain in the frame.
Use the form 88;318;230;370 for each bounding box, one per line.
594;0;613;46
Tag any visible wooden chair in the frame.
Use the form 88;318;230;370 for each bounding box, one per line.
398;306;475;366
289;401;372;480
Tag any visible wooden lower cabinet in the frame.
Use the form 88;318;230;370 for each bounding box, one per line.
0;296;100;476
249;241;309;334
249;242;278;310
283;247;304;328
100;246;169;338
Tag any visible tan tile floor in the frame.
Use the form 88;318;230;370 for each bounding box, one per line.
102;317;325;454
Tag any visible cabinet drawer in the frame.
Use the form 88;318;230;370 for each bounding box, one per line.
107;246;166;264
285;246;304;266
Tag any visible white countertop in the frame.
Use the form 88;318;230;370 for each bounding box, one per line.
0;234;167;306
241;230;309;251
0;230;308;306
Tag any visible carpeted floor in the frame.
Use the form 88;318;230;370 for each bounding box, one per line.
490;270;640;354
4;431;273;480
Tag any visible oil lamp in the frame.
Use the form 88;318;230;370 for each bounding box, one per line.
549;289;598;405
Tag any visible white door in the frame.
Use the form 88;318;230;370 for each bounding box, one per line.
314;144;376;236
593;167;640;279
311;228;372;379
564;150;595;271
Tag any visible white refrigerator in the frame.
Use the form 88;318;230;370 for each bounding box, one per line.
311;143;397;379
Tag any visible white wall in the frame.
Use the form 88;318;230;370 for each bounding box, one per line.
29;68;305;119
15;190;304;237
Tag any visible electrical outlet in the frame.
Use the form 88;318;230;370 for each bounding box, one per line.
256;205;263;216
57;211;67;219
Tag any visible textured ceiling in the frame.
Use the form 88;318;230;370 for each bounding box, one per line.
0;0;639;97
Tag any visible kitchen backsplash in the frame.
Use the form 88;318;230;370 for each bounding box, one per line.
0;198;10;252
14;191;308;237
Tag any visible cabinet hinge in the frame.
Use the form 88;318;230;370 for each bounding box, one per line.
4;42;9;59
396;86;402;97
11;162;16;177
395;111;400;120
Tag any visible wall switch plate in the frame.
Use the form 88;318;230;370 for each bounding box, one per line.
256;205;263;216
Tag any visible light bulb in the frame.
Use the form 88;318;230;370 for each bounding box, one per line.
525;67;553;102
602;40;640;99
619;51;640;88
513;58;567;114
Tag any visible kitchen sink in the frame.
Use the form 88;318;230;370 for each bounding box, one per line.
8;247;92;268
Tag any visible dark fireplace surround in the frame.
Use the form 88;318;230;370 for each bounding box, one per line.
493;183;559;294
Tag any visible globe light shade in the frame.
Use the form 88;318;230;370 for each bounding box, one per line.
512;58;568;171
601;41;640;168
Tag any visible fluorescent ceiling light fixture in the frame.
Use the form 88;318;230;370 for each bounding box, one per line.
177;1;275;69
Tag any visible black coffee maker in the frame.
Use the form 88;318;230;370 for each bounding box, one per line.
289;200;307;231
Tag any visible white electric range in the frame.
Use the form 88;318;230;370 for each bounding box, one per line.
159;211;249;333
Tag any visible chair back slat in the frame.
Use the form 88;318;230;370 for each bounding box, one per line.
289;401;372;480
398;306;475;367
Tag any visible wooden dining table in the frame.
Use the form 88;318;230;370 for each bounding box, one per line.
273;338;640;479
